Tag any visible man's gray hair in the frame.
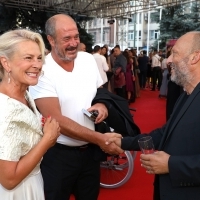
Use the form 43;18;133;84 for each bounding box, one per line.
45;16;57;38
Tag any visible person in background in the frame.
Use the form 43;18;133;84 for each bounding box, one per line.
77;42;86;52
146;51;154;88
159;51;170;98
106;31;200;200
45;48;50;55
113;45;127;98
123;50;134;104
29;14;123;200
138;50;149;89
93;45;109;88
101;46;108;63
151;49;162;91
108;48;115;93
0;29;60;200
129;48;140;98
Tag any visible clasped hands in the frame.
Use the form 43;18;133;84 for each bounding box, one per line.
88;103;124;154
104;136;170;174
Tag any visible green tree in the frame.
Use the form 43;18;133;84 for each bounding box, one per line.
152;2;200;49
0;5;94;51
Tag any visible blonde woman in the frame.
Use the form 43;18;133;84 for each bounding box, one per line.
0;29;60;200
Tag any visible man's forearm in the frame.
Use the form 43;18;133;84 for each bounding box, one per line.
58;115;104;145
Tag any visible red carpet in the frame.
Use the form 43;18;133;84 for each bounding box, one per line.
98;89;166;200
71;89;166;200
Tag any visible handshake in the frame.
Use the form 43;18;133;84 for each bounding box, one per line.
101;132;124;155
82;108;124;155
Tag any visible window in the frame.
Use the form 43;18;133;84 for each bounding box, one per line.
150;30;154;39
131;14;136;24
150;12;159;23
139;13;142;24
128;32;134;40
93;18;97;26
150;30;159;40
139;30;141;40
93;32;96;42
103;31;105;42
155;30;159;39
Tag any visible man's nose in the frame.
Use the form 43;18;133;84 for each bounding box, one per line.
167;54;172;65
69;38;79;47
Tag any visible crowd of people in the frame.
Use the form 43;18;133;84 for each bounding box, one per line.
87;44;177;108
1;12;200;200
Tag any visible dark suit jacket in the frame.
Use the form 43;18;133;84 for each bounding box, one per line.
92;88;140;137
91;88;140;161
121;82;200;200
138;55;149;71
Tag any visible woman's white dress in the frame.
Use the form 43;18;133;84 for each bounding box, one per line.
0;91;44;200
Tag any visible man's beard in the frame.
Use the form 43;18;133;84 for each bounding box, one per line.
55;44;77;61
170;59;192;87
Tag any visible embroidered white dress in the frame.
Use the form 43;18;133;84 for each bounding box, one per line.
0;92;44;200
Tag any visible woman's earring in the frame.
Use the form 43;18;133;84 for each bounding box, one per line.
8;72;10;84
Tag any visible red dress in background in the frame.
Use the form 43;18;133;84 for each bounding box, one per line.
125;62;134;92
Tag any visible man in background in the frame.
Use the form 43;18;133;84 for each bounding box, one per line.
138;50;149;89
93;45;109;88
151;49;162;91
113;45;127;98
78;42;86;52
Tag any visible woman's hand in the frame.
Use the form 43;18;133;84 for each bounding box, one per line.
42;116;60;147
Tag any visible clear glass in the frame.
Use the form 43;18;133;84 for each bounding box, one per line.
138;136;155;154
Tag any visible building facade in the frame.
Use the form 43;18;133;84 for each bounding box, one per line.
86;9;161;51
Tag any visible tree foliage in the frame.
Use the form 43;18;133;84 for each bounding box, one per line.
0;5;94;51
152;2;200;49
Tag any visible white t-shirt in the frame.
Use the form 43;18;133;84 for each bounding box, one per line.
152;54;161;68
29;52;103;146
161;58;168;70
93;53;109;84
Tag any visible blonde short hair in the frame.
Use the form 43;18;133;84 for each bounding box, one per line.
0;29;45;77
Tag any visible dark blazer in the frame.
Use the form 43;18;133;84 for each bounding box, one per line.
92;88;140;137
91;88;140;161
121;82;200;200
138;55;149;71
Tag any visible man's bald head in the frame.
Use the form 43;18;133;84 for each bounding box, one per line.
78;43;86;52
177;32;200;56
45;14;77;38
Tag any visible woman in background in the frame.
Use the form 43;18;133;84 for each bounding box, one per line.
123;50;134;104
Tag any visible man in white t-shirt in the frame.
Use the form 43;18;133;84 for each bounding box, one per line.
151;49;162;91
93;45;109;88
77;42;86;52
29;14;123;200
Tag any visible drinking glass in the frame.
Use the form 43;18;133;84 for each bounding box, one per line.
138;136;155;154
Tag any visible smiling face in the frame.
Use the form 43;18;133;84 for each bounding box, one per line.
7;40;43;87
48;15;80;62
167;34;194;87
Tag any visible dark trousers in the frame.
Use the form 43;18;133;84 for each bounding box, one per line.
153;176;160;200
103;81;108;89
41;144;100;200
115;85;126;99
152;67;162;90
139;70;147;88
